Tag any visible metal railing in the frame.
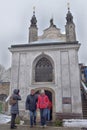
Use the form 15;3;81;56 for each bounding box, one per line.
81;81;87;99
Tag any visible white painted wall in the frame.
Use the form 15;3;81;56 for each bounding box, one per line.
9;43;82;115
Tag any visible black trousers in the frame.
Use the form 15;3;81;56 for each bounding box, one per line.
11;113;16;128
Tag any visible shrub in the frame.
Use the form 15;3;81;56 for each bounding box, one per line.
15;116;20;124
54;119;62;127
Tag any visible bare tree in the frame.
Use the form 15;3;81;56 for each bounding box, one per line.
0;64;5;81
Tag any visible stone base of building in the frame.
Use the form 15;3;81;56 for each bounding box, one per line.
56;113;83;120
19;111;83;121
7;109;83;121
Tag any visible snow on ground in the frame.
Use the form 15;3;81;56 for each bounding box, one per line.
0;114;11;124
63;119;87;128
0;114;87;128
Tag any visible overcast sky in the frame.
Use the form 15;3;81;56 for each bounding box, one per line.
0;0;87;69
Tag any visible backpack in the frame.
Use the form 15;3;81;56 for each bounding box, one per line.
9;96;17;105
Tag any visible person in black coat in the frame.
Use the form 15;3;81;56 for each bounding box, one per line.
10;89;21;129
25;89;38;128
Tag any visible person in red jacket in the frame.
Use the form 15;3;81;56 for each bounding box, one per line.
46;100;52;121
37;89;49;128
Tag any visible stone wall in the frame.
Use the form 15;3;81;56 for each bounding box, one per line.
0;82;10;96
0;82;10;112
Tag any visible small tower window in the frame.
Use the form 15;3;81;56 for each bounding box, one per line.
35;57;53;82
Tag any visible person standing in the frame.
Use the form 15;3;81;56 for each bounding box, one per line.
46;100;52;121
37;89;49;128
25;89;38;128
10;89;21;129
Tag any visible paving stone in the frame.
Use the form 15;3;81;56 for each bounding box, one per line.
0;124;82;130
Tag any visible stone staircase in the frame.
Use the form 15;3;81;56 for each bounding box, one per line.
82;97;87;119
81;81;87;119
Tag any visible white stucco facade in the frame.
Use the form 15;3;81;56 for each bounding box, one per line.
9;8;83;119
9;41;82;120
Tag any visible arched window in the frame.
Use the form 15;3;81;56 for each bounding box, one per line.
35;57;53;82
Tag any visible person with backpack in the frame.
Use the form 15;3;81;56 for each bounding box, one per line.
37;89;49;128
25;89;38;128
10;89;21;129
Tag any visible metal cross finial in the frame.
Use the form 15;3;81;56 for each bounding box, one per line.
51;14;54;20
33;6;35;11
67;2;70;11
33;6;35;15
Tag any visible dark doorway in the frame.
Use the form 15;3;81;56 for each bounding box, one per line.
35;90;52;121
45;90;52;121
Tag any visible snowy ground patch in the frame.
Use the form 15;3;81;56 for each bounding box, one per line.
0;114;11;124
63;119;87;128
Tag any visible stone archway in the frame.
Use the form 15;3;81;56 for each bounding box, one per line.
34;87;55;121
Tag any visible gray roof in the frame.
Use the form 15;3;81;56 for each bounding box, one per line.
30;39;65;44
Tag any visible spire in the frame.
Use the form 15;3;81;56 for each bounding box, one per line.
65;3;76;42
30;6;37;27
29;7;38;43
66;3;73;24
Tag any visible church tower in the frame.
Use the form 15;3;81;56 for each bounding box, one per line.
65;3;76;42
29;7;38;43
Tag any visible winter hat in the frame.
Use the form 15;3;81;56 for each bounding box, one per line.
40;89;45;94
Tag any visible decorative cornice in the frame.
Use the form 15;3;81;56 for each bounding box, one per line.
9;41;80;53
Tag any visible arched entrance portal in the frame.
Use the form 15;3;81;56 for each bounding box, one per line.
35;88;55;121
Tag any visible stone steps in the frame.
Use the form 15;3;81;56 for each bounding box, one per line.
82;94;87;119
